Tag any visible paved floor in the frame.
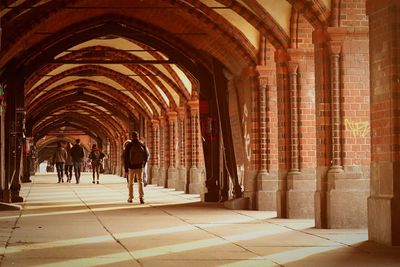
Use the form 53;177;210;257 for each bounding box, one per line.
0;173;399;267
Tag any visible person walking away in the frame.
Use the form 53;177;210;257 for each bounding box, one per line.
124;131;149;204
65;143;73;183
52;142;67;183
88;144;105;184
71;139;84;184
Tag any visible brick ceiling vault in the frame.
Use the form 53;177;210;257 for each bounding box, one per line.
0;0;330;144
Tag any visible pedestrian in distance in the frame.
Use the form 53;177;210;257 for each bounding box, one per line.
65;143;73;183
52;142;67;183
124;131;149;204
71;139;84;184
88;144;105;184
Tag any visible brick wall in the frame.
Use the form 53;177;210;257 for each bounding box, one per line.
340;0;369;28
341;34;370;166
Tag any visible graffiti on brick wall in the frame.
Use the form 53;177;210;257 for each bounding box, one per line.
242;104;251;161
344;118;370;138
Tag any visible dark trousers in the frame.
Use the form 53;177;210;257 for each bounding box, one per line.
92;164;100;180
73;161;81;182
65;165;73;180
55;163;64;182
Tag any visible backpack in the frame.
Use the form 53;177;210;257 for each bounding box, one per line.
129;142;146;166
91;151;101;164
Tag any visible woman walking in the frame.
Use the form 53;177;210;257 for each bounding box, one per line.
88;144;105;184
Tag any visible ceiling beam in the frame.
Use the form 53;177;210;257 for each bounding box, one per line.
50;59;175;64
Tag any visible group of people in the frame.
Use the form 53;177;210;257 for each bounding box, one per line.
52;139;105;184
51;131;149;205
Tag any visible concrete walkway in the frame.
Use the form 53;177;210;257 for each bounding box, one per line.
0;173;399;267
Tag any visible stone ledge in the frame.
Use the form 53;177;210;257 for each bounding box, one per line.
224;197;249;210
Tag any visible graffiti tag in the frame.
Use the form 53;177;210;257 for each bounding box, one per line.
344;118;370;138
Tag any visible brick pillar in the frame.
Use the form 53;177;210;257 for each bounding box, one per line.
285;49;316;219
255;66;278;211
188;98;204;194
167;110;179;189
150;119;159;185
158;116;166;187
367;0;400;245
314;27;370;228
177;106;187;192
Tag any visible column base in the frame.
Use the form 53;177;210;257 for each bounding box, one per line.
368;195;400;246
177;167;187;192
315;190;327;228
150;166;159;185
286;170;315;219
157;167;167;187
276;189;287;218
167;167;179;189
188;167;205;195
224;197;250;210
243;170;258;210
325;168;368;228
256;170;278;211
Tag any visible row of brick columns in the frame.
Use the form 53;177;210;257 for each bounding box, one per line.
147;97;204;195
246;24;370;229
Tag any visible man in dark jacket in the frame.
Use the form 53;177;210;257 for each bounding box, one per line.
71;139;84;184
124;131;149;204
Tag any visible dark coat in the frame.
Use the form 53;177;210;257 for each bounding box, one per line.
71;144;84;162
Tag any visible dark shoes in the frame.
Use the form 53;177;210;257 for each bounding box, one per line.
97;181;99;184
127;198;144;204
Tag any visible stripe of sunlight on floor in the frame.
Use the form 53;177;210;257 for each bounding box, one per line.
5;215;262;255
32;225;292;267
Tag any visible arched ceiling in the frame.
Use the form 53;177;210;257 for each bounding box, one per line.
0;0;331;144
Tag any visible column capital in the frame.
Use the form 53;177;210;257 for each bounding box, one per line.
188;100;199;113
167;110;178;123
254;65;275;86
151;119;159;128
327;28;346;55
